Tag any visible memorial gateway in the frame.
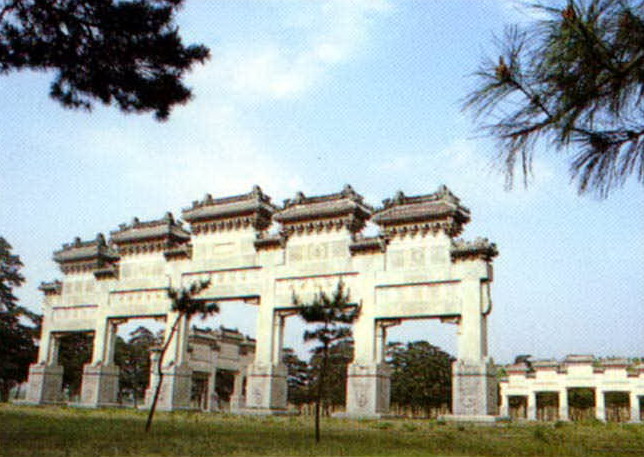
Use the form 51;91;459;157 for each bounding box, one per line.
25;184;500;419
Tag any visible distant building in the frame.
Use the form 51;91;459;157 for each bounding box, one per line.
500;355;643;422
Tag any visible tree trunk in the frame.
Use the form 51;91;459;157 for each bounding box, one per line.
0;382;10;403
314;342;329;443
145;314;181;432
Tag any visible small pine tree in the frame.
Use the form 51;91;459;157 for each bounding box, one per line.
293;282;359;443
145;279;218;432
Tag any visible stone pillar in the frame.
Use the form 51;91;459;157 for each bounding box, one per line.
630;393;641;423
80;320;120;407
229;371;245;412
26;332;64;404
451;280;498;418
207;352;219;412
595;390;606;421
559;388;569;421
144;314;193;411
245;308;289;412
499;394;510;417
527;392;537;420
346;310;394;418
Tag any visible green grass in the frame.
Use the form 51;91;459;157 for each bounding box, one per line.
1;404;642;456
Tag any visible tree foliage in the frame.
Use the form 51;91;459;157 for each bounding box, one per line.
0;0;210;120
387;341;454;417
293;281;359;443
114;326;161;406
283;347;310;407
308;340;353;413
464;0;644;197
0;236;39;402
145;279;217;432
58;332;92;399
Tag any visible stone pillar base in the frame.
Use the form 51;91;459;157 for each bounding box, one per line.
25;364;64;404
144;364;193;411
80;363;120;407
452;359;499;417
345;362;391;418
244;363;287;411
230;394;246;412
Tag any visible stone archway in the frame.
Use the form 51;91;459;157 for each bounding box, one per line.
27;185;499;420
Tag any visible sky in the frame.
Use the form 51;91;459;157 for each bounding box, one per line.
1;0;642;364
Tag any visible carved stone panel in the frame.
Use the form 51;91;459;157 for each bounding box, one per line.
375;281;461;318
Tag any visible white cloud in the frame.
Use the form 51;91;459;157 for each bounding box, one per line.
493;0;552;23
196;0;393;100
80;105;304;213
377;138;556;208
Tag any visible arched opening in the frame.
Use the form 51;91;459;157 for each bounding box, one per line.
536;392;559;421
604;391;630;422
187;299;258;412
568;387;596;421
114;317;165;407
385;318;457;418
58;332;93;402
508;395;527;420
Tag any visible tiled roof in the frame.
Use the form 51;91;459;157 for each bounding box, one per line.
564;354;595;364
254;233;286;250
373;185;470;226
349;236;387;254
451;238;498;261
39;280;62;295
182;185;277;228
274;185;372;229
53;234;119;264
110;212;190;245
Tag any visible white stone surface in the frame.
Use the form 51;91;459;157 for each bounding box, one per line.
27;186;499;417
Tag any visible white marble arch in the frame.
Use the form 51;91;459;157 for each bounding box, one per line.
26;185;499;419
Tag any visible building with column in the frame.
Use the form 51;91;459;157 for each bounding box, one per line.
26;184;499;419
145;326;255;412
500;355;644;423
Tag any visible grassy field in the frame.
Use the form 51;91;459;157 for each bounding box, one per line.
1;404;643;457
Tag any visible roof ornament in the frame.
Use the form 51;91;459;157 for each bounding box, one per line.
96;233;106;246
436;184;459;204
295;191;305;204
251;185;262;197
163;212;174;223
341;184;356;198
131;217;140;227
74;237;81;246
203;193;213;204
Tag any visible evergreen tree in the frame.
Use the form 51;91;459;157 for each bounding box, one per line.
0;237;39;401
294;282;359;443
464;0;644;197
0;0;210;120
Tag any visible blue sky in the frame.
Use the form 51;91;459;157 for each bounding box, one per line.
1;0;642;363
